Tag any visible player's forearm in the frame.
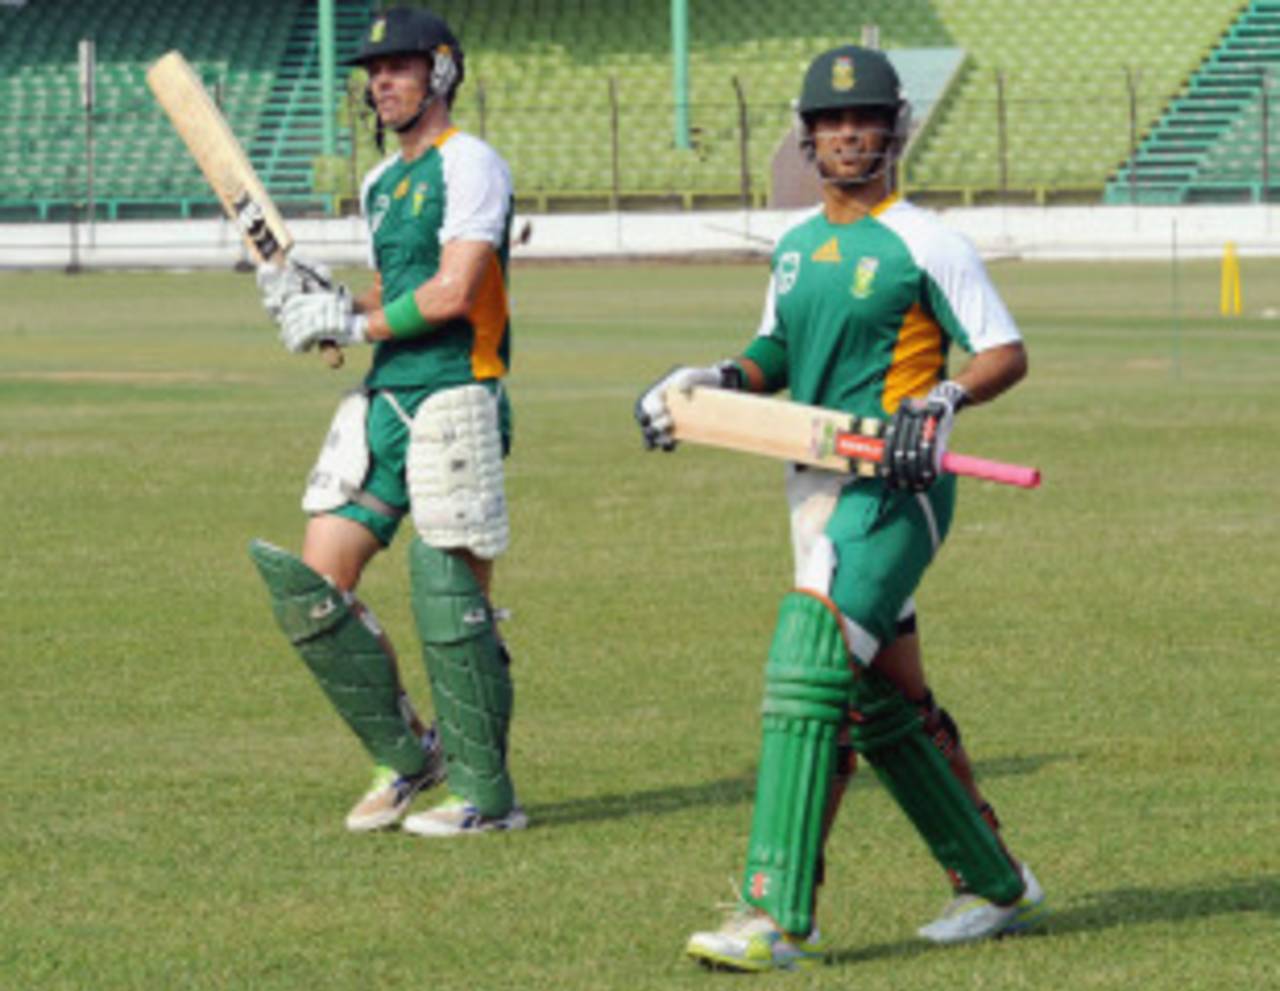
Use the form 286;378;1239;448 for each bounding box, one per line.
359;273;474;342
952;342;1027;405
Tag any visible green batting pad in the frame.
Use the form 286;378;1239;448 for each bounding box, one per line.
742;592;853;936
247;539;426;776
408;539;514;818
849;667;1022;904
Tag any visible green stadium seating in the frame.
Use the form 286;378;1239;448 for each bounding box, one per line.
906;0;1246;204
329;0;1243;210
0;0;1261;216
0;0;372;221
1107;0;1280;204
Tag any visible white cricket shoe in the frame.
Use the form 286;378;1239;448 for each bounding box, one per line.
344;729;447;833
686;904;825;972
401;793;529;837
917;863;1047;944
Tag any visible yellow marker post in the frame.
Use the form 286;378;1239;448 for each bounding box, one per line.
1220;241;1242;317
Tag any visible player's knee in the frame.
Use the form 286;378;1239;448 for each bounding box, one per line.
764;591;854;720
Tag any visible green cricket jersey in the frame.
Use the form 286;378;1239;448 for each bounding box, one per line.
743;194;1021;419
359;127;514;389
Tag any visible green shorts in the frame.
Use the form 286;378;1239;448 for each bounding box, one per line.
332;382;512;547
824;475;956;658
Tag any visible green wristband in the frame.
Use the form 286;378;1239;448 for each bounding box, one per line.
383;292;433;339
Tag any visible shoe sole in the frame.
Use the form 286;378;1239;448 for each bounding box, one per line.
402;809;529;838
686;947;773;973
919;898;1049;944
998;899;1050;938
686;942;822;972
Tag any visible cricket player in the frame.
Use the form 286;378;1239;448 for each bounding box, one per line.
249;6;525;837
636;45;1045;970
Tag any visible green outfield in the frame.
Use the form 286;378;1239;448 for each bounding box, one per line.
1;258;1276;989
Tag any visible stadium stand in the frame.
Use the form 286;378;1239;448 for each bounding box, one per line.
0;0;371;221
1106;0;1280;204
906;0;1247;204
340;0;961;210
334;0;1249;209
0;0;1261;216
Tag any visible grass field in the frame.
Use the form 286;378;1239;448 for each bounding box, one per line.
1;257;1277;990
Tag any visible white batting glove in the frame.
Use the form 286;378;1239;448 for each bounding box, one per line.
924;379;970;468
279;287;368;353
256;254;332;323
634;362;739;451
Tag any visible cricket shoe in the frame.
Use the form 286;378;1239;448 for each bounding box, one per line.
917;863;1047;945
401;793;529;837
686;904;825;972
344;728;447;833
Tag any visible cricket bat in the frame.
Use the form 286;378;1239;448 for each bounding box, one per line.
145;50;342;368
667;387;1041;489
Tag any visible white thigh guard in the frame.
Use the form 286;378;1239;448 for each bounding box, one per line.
302;390;371;514
407;384;509;559
786;465;848;588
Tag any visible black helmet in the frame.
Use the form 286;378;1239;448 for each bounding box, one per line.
344;6;464;103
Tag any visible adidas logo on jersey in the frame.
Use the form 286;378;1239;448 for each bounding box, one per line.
811;238;842;263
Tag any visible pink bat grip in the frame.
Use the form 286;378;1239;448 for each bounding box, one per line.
940;452;1041;489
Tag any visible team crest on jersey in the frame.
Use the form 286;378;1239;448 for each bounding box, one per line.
811;237;842;263
852;256;880;299
412;181;430;216
776;251;801;294
832;56;856;92
369;192;391;235
393;177;411;200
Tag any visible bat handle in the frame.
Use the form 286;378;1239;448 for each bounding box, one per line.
319;341;344;369
940;452;1041;489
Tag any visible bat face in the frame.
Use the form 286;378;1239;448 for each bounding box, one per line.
146;51;293;266
147;50;343;369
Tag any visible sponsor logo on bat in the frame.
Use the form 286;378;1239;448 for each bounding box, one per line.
233;191;280;260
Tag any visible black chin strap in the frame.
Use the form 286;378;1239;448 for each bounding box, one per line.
391;94;435;134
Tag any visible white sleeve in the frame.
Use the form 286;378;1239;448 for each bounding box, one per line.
922;229;1021;354
439;136;513;245
755;273;780;338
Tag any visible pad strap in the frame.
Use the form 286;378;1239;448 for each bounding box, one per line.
248;539;426;775
741;591;853;935
409;538;515;817
849;668;1023;904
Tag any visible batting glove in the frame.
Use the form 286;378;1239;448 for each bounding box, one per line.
880;380;969;491
279;287;368;353
634;362;744;451
256;253;332;323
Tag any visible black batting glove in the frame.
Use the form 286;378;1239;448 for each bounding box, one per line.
879;381;969;491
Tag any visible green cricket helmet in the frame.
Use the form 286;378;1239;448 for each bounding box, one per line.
798;45;904;117
345;6;465;109
796;45;911;178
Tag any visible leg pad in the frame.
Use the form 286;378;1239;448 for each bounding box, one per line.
248;539;425;775
409;538;514;817
742;592;853;935
849;668;1022;904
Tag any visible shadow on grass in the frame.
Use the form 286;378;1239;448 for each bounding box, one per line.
527;751;1071;828
528;772;756;827
828;874;1280;967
